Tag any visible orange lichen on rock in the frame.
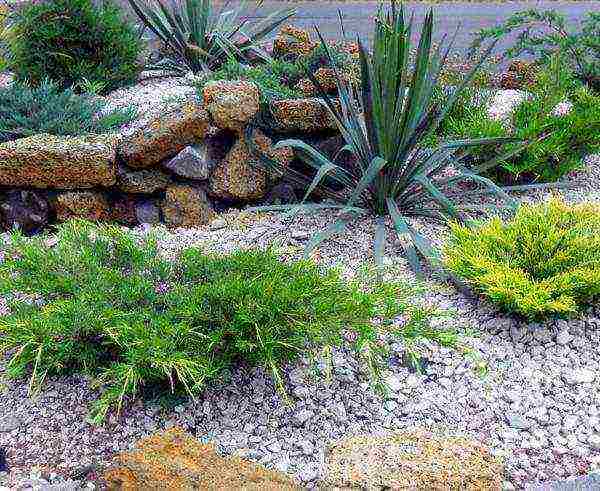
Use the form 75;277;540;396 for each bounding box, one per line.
118;99;209;169
103;427;301;490
202;80;261;133
116;165;171;194
323;430;504;490
53;190;111;222
0;133;118;189
209;129;292;201
161;184;215;228
273;25;316;60
270;98;338;133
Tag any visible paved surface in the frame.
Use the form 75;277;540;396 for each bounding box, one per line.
249;1;595;54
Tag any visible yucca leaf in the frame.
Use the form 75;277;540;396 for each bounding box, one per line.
387;198;422;277
304;216;352;259
374;217;386;270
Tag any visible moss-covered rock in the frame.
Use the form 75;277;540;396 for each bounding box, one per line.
270;98;338;133
323;430;504;490
52;190;110;222
202;80;260;133
103;427;300;490
116;165;171;194
0;133;117;189
209;129;293;201
118;98;209;169
161;184;214;228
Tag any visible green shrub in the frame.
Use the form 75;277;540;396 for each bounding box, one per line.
0;79;135;143
443;197;600;320
471;9;600;92
200;59;302;104
0;220;455;422
442;59;600;184
9;0;144;93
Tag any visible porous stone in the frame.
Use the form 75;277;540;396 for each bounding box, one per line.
272;25;315;61
103;427;300;489
0;189;49;235
270;98;338;133
52;191;110;222
323;431;503;490
209;129;293;201
118;98;209;169
0;134;117;189
202;81;260;133
111;196;138;226
116;165;171;194
161;184;214;228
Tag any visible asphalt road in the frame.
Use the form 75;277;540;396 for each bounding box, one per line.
248;1;597;54
109;0;596;57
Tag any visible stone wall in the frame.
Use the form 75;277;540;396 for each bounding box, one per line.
0;81;343;235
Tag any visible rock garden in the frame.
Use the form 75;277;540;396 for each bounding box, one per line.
0;0;599;489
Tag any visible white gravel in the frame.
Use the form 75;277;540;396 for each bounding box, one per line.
2;155;600;489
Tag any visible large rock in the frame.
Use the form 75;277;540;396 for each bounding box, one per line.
161;184;214;228
52;191;110;222
209;129;293;201
118;98;210;169
202;81;260;133
116;165;171;194
0;134;117;189
270;98;338;133
0;189;49;235
135;199;161;225
323;431;504;490
161;128;234;180
272;25;315;61
103;427;300;490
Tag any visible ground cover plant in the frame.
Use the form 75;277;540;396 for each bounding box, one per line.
442;56;600;184
443;196;600;320
0;79;135;143
471;9;600;92
127;0;295;74
7;0;144;93
0;220;456;423
254;2;515;275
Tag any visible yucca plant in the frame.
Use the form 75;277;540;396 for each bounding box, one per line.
127;0;296;74
252;2;520;275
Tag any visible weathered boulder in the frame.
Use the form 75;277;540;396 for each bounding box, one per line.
103;427;300;490
116;165;171;194
118;98;210;169
272;25;315;61
111;195;138;226
161;128;233;180
52;191;110;222
135;199;161;225
270;98;338;133
161;184;214;228
0;134;117;189
0;189;49;235
295;67;338;97
202;80;260;133
209;129;293;201
323;431;503;490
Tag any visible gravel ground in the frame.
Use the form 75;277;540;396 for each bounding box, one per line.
1;76;600;488
1;153;600;489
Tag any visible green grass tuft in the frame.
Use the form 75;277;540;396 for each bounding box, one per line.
0;220;455;422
